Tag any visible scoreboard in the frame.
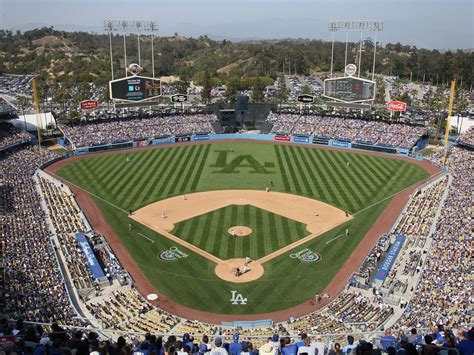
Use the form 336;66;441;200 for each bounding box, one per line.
109;76;161;102
323;77;375;103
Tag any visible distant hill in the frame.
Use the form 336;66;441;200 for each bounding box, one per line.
0;26;471;113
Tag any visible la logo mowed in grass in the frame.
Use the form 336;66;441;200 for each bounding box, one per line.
211;150;275;174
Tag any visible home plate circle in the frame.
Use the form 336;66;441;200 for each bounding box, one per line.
228;226;252;237
215;258;264;283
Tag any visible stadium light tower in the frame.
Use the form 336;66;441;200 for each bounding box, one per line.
328;20;383;80
148;21;159;78
120;20;129;77
104;20;115;80
104;20;159;79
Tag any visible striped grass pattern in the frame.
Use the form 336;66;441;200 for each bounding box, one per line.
55;142;430;314
172;205;309;260
57;142;425;215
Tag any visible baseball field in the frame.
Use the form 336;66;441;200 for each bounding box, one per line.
52;141;431;317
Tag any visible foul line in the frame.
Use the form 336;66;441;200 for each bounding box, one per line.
256;222;347;264
352;171;442;217
47;172;129;215
325;234;345;244
137;232;154;243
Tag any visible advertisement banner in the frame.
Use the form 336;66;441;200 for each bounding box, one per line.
175;136;191;143
387;100;407;111
375;234;406;281
75;233;106;280
80;100;99;110
397;148;409;155
151;136;173;145
134;140;149;148
293;136;310;143
275;135;291;141
330;140;351;148
193;134;210;141
313;137;330;145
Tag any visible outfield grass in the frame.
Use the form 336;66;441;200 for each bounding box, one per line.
172;204;309;260
56;142;430;314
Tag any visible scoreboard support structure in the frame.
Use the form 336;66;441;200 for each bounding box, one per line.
328;20;383;80
325;21;382;106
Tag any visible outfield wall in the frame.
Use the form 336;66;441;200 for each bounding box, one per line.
68;133;421;159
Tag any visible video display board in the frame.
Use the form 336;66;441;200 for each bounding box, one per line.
109;76;161;102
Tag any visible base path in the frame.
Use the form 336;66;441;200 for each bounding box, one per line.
131;190;350;235
45;140;442;323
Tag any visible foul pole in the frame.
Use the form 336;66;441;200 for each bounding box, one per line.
443;80;456;164
32;79;42;162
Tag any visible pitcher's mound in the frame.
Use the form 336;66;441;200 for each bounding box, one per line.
215;258;264;283
228;226;252;237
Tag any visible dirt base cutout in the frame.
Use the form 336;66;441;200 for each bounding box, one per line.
215;258;264;283
228;226;252;237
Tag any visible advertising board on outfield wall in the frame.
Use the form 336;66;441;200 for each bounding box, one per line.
275;135;291;141
151;137;173;145
70;134;419;159
193;134;210;141
175;135;191;143
331;140;351;148
293;136;310;143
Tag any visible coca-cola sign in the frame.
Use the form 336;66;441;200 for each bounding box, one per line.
387;101;407;111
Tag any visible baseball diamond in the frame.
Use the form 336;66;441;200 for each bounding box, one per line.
49;141;432;317
2;9;472;353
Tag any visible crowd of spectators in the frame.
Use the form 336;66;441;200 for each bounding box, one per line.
268;114;426;148
456;126;474;147
398;145;472;328
59;114;218;147
38;173;97;290
2;317;472;355
0;122;32;150
0;144;76;323
267;113;300;134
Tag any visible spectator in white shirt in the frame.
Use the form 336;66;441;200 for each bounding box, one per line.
312;335;326;355
210;338;227;355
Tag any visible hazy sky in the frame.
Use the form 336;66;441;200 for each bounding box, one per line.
1;0;473;49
